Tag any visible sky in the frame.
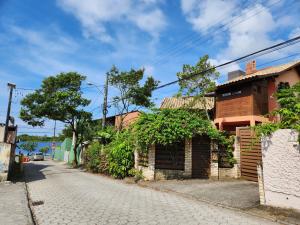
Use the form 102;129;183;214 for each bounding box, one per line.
0;0;300;136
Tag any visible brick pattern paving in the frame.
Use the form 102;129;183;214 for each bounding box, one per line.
0;182;33;225
25;161;278;225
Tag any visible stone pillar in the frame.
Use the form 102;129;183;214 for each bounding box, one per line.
210;141;219;178
134;149;139;169
257;164;266;205
184;138;192;178
145;145;155;180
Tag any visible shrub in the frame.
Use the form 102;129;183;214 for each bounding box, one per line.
107;132;134;178
85;142;102;173
128;168;144;182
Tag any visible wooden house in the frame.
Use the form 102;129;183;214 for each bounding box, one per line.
214;60;300;181
214;60;300;134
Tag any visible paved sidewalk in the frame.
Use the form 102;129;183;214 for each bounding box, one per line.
138;179;259;209
24;160;279;225
0;181;33;225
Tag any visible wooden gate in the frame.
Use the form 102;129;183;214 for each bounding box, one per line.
192;135;211;178
155;141;185;170
238;127;262;182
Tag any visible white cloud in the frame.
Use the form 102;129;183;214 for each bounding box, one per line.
134;9;166;38
143;64;154;75
56;0;167;42
10;25;78;53
181;1;300;65
289;27;300;39
181;0;237;34
221;4;279;59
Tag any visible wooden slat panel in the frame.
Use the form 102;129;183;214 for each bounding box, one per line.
241;175;258;182
155;141;185;170
240;127;261;182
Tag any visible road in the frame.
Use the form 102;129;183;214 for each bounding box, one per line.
24;160;278;225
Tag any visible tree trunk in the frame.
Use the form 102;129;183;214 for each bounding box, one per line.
73;143;79;167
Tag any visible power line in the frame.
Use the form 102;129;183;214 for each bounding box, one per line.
149;0;257;65
256;52;300;68
151;0;285;67
155;35;300;90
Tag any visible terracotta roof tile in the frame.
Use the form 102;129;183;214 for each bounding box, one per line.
160;97;214;110
218;60;300;87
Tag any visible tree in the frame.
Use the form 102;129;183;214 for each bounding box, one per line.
276;82;300;130
20;72;92;166
39;146;50;155
176;55;220;120
19;141;37;154
254;82;300;140
107;66;159;130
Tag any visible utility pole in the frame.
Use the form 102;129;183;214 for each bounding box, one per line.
51;120;57;159
102;73;109;128
4;83;16;143
53;120;56;139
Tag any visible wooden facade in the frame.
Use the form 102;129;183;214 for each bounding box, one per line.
216;80;268;119
215;80;270;133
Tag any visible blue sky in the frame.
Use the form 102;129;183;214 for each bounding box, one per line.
0;0;300;136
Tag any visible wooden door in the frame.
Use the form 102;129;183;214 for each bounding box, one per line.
192;135;211;178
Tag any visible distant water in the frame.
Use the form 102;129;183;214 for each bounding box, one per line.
16;141;61;156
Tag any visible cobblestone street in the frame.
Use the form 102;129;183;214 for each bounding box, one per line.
25;160;278;225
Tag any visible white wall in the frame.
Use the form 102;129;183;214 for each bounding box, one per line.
0;126;5;143
261;129;300;211
0;142;12;181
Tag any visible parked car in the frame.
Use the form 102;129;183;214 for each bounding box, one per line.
32;153;44;161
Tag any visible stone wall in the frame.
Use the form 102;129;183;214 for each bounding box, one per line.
260;129;300;211
219;165;239;179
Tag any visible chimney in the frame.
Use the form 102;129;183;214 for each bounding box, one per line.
245;60;256;75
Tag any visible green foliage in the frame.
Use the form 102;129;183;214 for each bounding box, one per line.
96;126;116;145
133;109;221;147
128;168;144;182
254;82;300;140
177;55;220;120
19;141;37;153
39;146;50;155
276;82;300;131
133;109;236;166
18;134;63;142
218;135;236;166
19;72;92;165
177;55;220;96
107;66;159;129
85;142;102;173
107;131;134;179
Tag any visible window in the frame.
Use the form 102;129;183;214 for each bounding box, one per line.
222;92;231;97
233;90;242;95
277;82;290;91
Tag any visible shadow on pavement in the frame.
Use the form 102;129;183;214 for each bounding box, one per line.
24;162;52;183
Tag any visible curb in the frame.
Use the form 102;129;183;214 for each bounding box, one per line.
24;169;38;225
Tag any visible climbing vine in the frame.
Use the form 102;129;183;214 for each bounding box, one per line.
132;109;236;165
